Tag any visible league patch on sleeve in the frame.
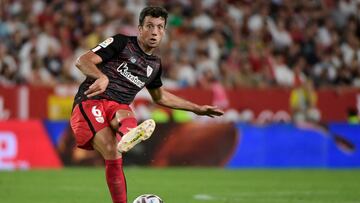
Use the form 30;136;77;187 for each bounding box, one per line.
91;46;101;52
99;37;114;48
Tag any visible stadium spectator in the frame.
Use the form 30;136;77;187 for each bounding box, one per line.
1;0;360;90
0;44;18;85
172;54;196;87
290;79;355;153
290;79;321;123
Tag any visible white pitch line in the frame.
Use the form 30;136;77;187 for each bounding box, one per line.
193;194;216;201
193;190;345;202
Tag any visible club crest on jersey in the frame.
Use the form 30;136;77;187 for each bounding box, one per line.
99;37;114;48
117;62;145;88
147;65;153;77
130;56;137;63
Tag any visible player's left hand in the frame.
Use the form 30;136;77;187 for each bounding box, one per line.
195;105;224;118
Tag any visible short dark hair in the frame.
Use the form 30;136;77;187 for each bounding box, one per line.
139;6;168;26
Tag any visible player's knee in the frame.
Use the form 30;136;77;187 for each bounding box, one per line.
110;110;135;130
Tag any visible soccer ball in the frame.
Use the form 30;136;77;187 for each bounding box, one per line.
133;194;164;203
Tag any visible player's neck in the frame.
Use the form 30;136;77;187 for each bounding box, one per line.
137;37;154;55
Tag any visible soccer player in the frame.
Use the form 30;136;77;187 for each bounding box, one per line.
70;6;224;203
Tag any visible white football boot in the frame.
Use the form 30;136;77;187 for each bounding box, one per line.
117;119;156;153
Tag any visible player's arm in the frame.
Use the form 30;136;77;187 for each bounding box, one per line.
76;51;104;79
75;51;109;97
76;35;127;97
148;87;224;117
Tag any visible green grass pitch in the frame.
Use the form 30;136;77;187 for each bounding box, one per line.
1;168;359;203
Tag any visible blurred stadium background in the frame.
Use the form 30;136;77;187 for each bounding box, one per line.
1;0;360;202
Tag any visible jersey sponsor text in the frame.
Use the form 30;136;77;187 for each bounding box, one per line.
117;62;145;88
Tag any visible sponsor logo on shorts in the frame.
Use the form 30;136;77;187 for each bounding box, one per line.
95;117;104;123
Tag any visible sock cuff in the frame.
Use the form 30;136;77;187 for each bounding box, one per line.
105;158;122;165
118;117;137;135
119;117;137;124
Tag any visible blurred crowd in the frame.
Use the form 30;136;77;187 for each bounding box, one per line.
1;0;360;89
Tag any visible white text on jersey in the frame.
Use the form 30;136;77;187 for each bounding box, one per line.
117;62;145;88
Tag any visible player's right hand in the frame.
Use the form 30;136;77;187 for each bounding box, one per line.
195;105;224;118
85;74;109;97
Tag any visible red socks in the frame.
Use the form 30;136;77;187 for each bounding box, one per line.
105;158;127;203
118;117;137;135
106;117;136;202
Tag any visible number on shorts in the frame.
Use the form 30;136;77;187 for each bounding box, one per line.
92;106;105;123
92;106;102;117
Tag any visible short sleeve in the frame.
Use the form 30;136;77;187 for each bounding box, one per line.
146;66;163;89
91;34;128;62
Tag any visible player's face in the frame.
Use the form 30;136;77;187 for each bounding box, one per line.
138;16;166;48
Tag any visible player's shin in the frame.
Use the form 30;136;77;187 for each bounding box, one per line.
105;158;127;203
